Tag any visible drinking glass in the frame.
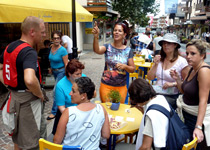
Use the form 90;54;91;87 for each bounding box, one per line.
106;99;112;109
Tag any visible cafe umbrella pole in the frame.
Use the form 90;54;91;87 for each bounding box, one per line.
72;0;78;59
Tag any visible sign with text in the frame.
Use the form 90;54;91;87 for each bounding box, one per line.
85;22;93;34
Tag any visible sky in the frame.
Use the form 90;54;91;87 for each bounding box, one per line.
155;0;181;17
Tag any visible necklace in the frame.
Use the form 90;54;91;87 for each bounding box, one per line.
51;45;60;55
193;61;203;73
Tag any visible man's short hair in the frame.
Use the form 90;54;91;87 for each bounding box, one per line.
43;40;51;46
21;16;43;34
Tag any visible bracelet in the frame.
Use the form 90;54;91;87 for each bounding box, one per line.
94;36;99;39
195;125;202;130
172;82;176;87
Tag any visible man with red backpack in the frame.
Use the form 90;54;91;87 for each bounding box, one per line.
0;16;47;150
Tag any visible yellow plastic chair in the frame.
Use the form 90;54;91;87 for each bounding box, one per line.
182;137;197;150
129;72;138;80
39;138;81;150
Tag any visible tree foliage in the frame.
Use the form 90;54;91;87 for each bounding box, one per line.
112;0;159;26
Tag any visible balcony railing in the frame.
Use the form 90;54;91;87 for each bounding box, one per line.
87;0;112;8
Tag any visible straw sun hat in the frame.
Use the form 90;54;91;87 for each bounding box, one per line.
158;33;181;49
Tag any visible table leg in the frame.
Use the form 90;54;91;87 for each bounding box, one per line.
107;135;112;150
113;134;117;150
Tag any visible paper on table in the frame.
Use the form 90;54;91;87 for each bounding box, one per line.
126;117;135;122
115;116;124;122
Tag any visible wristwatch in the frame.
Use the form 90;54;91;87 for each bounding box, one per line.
195;125;202;130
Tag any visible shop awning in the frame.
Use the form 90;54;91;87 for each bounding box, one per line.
0;0;93;23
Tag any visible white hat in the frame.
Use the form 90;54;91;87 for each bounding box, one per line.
158;33;181;48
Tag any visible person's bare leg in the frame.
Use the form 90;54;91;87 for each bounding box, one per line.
14;143;22;150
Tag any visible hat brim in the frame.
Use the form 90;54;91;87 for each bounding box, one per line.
158;39;181;49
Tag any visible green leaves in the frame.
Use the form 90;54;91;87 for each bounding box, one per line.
112;0;159;26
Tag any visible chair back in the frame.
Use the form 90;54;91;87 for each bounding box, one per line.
39;138;82;150
182;137;197;150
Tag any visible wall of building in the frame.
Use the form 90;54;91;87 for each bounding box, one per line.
77;0;87;6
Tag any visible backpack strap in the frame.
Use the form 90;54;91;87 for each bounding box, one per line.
145;104;171;120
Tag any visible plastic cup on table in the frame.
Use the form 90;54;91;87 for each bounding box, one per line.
105;99;112;109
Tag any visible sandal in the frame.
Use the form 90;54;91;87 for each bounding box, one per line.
47;114;55;120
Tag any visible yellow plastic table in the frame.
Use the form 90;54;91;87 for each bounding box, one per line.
134;62;152;78
134;62;152;68
101;103;143;150
133;57;144;63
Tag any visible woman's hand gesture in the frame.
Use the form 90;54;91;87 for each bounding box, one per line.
170;69;180;81
153;55;161;65
92;21;100;38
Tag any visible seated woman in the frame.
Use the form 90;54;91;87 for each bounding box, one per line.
52;59;86;135
128;78;171;150
53;77;110;149
147;33;189;109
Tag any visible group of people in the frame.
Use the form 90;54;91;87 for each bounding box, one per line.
129;31;210;149
0;15;210;150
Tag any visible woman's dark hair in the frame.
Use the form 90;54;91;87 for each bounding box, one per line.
114;21;129;45
51;30;62;39
186;39;207;59
75;77;95;100
160;45;179;62
128;78;156;104
130;32;138;40
65;59;85;77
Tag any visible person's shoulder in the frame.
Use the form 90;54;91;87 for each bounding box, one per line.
57;76;67;86
177;56;187;63
81;74;87;77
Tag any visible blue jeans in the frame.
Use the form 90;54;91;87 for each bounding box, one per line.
51;68;65;115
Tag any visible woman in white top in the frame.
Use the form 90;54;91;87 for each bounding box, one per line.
147;33;189;109
53;77;110;150
128;78;170;150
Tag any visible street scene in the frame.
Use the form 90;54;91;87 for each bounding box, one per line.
1;0;210;150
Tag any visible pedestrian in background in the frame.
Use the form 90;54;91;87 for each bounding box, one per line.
61;35;73;61
130;32;138;52
153;30;163;55
92;21;135;103
47;30;68;120
38;39;51;77
0;16;47;150
170;39;210;149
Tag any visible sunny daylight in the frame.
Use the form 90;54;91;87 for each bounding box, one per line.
0;0;210;150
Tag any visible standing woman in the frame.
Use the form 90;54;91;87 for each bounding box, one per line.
92;21;135;103
171;39;210;149
147;33;189;109
47;30;68;120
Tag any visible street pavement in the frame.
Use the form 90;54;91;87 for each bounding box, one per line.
0;41;210;150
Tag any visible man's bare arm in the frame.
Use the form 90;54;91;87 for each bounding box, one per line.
24;68;44;100
0;63;4;84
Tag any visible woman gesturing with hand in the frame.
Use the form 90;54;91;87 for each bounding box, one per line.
92;21;135;103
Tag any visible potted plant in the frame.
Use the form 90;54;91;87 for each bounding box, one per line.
107;89;121;111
